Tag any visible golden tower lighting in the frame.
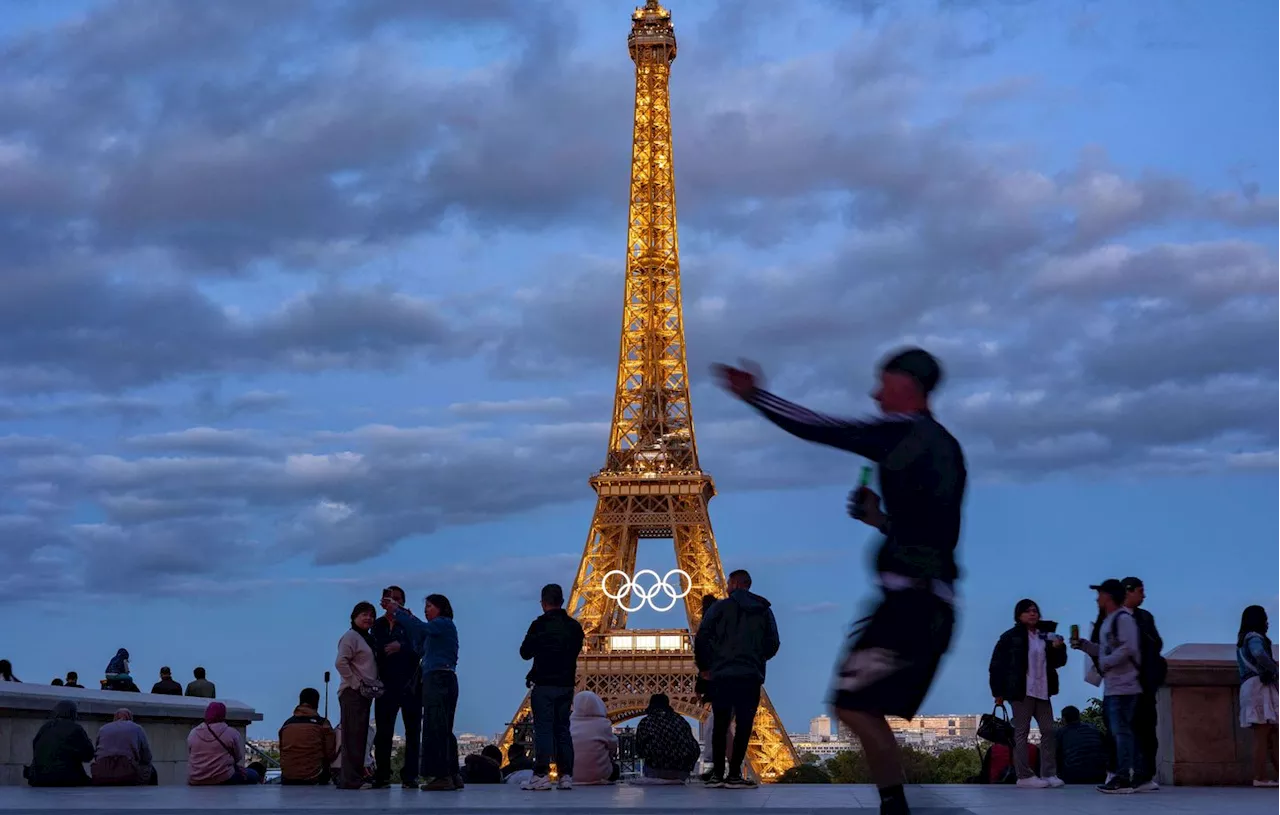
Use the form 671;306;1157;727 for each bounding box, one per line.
501;0;799;781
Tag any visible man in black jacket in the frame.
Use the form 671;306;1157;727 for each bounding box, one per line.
716;348;964;815
1123;576;1164;791
371;585;421;789
1054;706;1109;785
519;583;584;790
694;569;780;789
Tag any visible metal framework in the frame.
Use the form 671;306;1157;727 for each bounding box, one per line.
501;0;798;782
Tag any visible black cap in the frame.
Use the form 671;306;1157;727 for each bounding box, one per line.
880;347;943;394
1089;578;1124;595
1121;576;1143;591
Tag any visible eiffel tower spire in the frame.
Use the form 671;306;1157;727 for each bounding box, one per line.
502;1;798;782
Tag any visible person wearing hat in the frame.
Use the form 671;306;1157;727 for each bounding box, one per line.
1122;577;1164;791
714;347;965;815
1071;579;1143;794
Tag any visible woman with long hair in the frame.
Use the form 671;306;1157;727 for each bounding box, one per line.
335;601;380;790
1237;605;1278;787
383;592;460;791
988;598;1067;788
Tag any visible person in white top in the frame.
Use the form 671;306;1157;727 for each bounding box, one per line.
989;599;1067;789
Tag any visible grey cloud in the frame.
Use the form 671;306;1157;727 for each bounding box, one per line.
124;427;282;456
0;266;468;393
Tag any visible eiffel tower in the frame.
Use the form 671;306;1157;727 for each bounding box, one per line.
501;0;798;782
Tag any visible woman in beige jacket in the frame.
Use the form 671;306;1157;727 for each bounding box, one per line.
335;602;380;790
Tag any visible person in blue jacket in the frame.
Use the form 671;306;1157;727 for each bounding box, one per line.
383;593;459;791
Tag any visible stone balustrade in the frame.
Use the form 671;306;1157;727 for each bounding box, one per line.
1158;642;1277;786
0;681;261;786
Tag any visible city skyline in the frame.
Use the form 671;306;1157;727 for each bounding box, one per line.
0;0;1274;740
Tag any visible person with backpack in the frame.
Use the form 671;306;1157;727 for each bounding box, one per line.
988;598;1067;789
1071;579;1144;794
1236;605;1278;787
1121;577;1165;791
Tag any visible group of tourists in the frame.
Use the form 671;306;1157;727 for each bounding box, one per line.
22;699;263;787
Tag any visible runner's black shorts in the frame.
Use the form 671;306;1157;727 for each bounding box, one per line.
829;586;955;720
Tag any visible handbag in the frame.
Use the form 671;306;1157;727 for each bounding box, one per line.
358;678;385;700
977;703;1014;746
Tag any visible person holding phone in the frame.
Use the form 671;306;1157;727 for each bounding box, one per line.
988;599;1067;789
371;586;421;789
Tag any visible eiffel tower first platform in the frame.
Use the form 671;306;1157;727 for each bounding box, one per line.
500;0;798;782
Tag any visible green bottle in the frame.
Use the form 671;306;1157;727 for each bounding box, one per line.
850;465;873;520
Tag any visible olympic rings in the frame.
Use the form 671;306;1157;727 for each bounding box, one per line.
602;568;691;613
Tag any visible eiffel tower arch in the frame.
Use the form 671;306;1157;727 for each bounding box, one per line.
501;0;798;782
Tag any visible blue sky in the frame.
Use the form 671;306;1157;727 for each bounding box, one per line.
0;0;1275;739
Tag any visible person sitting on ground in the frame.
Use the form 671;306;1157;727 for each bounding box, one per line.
186;666;216;699
151;666;183;696
1054;706;1108;785
0;658;19;682
92;708;157;786
51;678;64;686
64;672;82;689
279;687;336;785
571;691;620;785
25;700;94;787
501;743;535;785
634;693;700;784
188;702;259;785
462;745;505;784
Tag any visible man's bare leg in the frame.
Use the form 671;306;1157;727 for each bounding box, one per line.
837;708;908;812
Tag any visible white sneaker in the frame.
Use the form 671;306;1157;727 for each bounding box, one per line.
521;774;553;791
1105;772;1116;784
1044;776;1065;788
1253;779;1279;787
557;775;573;790
1135;779;1159;792
1016;777;1050;789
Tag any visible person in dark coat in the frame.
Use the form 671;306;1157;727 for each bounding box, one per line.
26;700;94;787
988;598;1068;788
1054;706;1109;785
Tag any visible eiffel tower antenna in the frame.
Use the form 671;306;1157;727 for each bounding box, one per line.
501;0;798;781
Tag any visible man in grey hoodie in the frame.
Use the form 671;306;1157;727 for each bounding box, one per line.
694;569;780;789
1072;579;1142;794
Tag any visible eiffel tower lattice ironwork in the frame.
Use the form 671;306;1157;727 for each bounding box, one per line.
500;0;799;782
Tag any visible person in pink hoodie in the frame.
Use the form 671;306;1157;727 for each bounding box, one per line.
187;702;259;785
569;691;618;785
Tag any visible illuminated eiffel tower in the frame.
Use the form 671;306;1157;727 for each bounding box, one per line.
500;0;798;781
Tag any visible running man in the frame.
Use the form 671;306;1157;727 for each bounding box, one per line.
713;348;965;815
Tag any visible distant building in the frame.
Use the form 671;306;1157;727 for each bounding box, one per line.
809;714;832;739
457;732;489;758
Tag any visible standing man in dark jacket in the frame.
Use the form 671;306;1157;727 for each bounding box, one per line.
371;585;421;789
519;583;584;791
1123;577;1164;791
694;568;780;789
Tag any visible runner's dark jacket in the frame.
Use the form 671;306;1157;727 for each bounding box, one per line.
745;390;966;584
520;608;585;688
695;588;781;683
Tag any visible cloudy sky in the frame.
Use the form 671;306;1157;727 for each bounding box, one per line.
1;0;1275;738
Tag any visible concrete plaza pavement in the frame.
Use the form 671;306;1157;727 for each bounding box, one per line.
2;783;1276;814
